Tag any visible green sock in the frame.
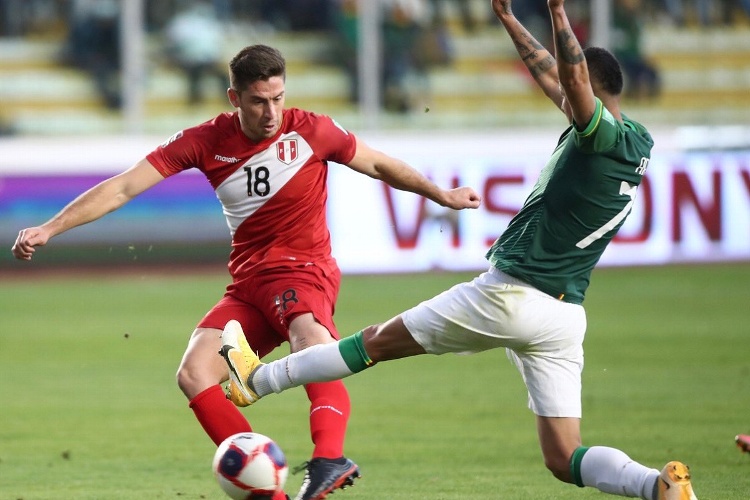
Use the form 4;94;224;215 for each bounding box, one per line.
570;446;589;488
338;331;374;373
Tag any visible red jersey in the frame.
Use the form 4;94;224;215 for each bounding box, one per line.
146;108;357;281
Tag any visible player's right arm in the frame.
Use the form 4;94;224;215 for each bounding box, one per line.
11;158;165;261
548;0;597;129
345;138;481;210
491;0;564;111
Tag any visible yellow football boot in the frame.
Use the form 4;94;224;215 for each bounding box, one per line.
658;461;697;500
219;319;263;407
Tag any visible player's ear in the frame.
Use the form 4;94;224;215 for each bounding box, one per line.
227;88;240;108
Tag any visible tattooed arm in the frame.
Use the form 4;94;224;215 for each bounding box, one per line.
491;0;563;111
548;0;596;127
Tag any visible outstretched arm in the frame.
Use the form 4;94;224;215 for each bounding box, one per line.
548;0;597;127
346;137;482;210
492;0;564;111
11;158;165;260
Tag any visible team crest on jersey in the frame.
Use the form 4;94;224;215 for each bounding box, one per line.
276;139;298;165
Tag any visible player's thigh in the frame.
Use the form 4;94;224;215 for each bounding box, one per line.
507;295;586;417
402;270;549;354
287;313;338;353
198;294;284;358
254;265;341;342
507;346;583;418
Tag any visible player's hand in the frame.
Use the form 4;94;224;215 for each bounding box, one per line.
491;0;513;19
547;0;565;9
443;187;482;210
11;227;50;261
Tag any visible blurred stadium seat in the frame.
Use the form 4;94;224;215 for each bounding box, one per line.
0;3;748;136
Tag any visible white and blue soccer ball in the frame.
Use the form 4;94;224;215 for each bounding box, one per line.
212;432;289;499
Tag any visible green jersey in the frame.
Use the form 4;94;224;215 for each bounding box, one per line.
487;99;653;304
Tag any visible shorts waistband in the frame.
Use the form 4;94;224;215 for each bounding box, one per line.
488;266;568;302
488;266;535;288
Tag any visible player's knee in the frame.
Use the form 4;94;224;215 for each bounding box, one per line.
360;324;387;361
176;362;219;399
361;318;425;362
175;364;194;396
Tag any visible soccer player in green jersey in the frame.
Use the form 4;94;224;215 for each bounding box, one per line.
220;1;698;498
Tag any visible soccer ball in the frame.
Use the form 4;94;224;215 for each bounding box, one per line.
212;432;289;499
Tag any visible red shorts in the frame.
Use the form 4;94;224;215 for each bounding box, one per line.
198;264;341;358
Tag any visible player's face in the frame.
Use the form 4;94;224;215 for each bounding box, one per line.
229;76;286;142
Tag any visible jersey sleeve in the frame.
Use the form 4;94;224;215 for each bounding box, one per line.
146;128;202;178
572;98;623;154
305;113;357;165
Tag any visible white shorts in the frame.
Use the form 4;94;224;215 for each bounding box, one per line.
402;267;587;417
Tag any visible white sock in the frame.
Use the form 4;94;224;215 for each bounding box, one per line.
580;446;660;499
252;343;354;396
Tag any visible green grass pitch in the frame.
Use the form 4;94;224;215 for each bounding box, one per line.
1;263;749;499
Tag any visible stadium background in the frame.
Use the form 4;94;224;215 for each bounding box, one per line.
1;0;749;272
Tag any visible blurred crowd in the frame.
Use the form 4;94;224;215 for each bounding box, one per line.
0;0;342;39
2;0;749;40
0;0;458;113
0;0;748;114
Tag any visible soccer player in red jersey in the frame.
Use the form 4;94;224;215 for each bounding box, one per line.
11;44;481;500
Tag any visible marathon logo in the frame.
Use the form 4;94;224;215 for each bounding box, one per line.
214;154;240;163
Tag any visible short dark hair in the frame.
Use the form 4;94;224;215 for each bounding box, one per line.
229;45;286;92
584;47;623;97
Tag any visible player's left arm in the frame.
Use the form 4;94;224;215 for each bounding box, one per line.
345;137;481;210
548;0;597;128
492;0;563;110
11;159;165;261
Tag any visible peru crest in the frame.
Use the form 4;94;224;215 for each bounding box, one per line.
276;139;298;165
